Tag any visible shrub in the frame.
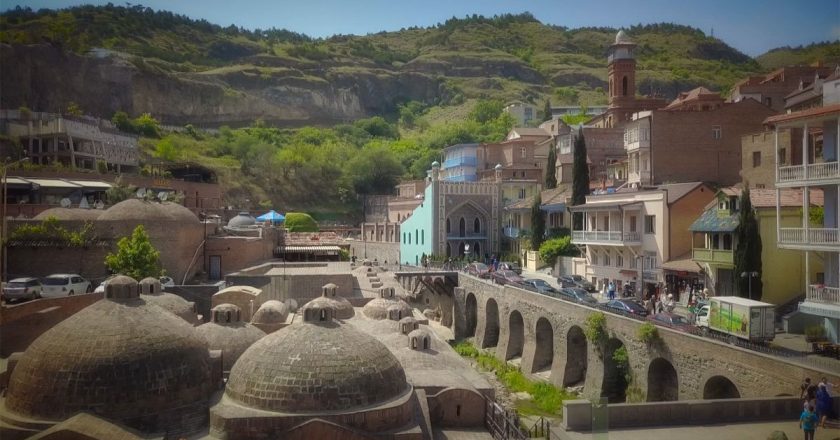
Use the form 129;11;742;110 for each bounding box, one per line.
96;160;108;174
538;236;579;266
105;225;163;279
805;325;826;341
284;212;319;232
584;312;607;343
10;216;96;247
637;322;659;344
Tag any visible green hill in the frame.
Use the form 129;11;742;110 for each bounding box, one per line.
755;41;840;70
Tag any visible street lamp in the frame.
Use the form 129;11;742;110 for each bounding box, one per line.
741;271;759;300
2;157;30;287
464;244;471;262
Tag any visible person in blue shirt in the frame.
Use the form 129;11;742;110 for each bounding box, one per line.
608;282;616;300
800;404;818;440
816;383;833;428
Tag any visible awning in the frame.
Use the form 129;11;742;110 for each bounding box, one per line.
70;180;112;189
661;253;702;273
24;178;81;189
277;245;341;255
5;177;32;188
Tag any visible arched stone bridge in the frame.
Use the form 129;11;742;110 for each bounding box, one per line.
398;271;839;402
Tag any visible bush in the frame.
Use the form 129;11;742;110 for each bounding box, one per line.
637;322;659;344
538;236;579;266
805;325;826;341
105;225;163;279
284;212;319;232
10;216;95;247
584;312;607;343
96;160;108;174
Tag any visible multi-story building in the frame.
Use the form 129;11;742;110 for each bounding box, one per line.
503;102;538;127
767;101;840;341
784;67;838;112
569;182;714;297
501;185;572;256
3;110;139;173
624;91;777;188
729;64;835;113
586;30;666;129
400;162;502;265
741;129;792;189
388;180;426;223
440;143;479;182
689;187;822;303
556;126;625;188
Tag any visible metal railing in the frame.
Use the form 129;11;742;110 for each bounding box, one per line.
807;284;840;304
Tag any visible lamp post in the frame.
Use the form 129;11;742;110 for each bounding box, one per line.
741;271;759;300
464;244;471;262
2;157;30;288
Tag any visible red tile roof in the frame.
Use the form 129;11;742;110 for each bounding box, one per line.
763;104;840;126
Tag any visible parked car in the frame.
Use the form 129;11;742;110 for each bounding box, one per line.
40;274;91;298
522;279;559;295
2;277;42;302
466;262;491;278
604;298;649;317
558;275;597;292
491;270;525;286
497;261;522;275
695;304;710;328
559;287;599;305
648;312;696;332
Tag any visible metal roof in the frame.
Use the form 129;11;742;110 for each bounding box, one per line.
689;208;739;232
69;180;112;189
277;245;341;254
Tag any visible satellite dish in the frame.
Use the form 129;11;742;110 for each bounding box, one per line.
136;188;146;198
79;198;90;209
158;191;168;201
60;198;71;208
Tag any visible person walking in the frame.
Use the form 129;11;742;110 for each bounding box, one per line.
816;383;833;428
608;281;616;301
800;404;818;440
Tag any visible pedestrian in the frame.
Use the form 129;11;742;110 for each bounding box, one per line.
800;378;812;401
800;404;818;440
608;281;616;301
665;294;676;313
817;383;833;428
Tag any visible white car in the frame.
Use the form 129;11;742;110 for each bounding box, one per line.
41;274;91;298
2;277;42;302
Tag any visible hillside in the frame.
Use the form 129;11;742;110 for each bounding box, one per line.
1;6;766;126
755;41;840;70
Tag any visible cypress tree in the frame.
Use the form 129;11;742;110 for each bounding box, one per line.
545;144;557;189
734;188;763;300
531;192;545;251
543;98;552;122
571;128;589;206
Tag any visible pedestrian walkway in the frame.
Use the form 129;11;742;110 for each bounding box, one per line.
555;420;839;440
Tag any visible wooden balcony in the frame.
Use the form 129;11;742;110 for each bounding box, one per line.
692;248;734;265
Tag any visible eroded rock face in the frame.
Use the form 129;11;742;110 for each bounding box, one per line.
0;43;443;126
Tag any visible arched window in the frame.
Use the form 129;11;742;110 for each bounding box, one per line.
226;311;231;323
411;337;417;349
446;218;451;234
622;76;628;96
474;218;480;233
320;309;327;321
459;217;466;237
423;337;430;350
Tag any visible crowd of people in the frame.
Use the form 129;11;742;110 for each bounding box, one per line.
800;376;837;438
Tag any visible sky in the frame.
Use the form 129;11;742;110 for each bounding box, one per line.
7;0;840;56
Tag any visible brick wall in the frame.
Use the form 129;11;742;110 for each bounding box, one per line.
741;129;792;188
349;241;400;263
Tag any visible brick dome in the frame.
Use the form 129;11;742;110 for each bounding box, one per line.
226;309;409;412
299;283;354;319
197;304;265;371
5;281;213;434
99;199;197;223
363;297;412;320
251;300;289;325
140;280;199;325
33;207;103;221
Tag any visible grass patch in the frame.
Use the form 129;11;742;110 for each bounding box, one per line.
452;341;573;416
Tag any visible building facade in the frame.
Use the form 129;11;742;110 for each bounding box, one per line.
503;101;538;126
729;64;835;113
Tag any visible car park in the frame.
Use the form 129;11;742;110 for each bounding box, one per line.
497;261;522;275
2;277;42;302
522;279;559;295
40;274;91;298
558;274;597;292
648;312;696;332
491;270;525;286
559;287;599;305
466;262;491;278
604;298;649;317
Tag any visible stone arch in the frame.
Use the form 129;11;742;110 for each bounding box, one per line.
474;217;481;233
505;310;525;360
458;242;466;257
563;325;587;387
483;298;500;348
459;217;466;237
465;293;478;337
647;358;678;402
473;241;480;258
446;218;451;234
532;317;553;373
601;337;629;403
703;375;740;399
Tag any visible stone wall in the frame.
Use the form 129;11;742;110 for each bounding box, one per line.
0;293;103;356
457;274;840;402
349;240;400;264
7;246;111;282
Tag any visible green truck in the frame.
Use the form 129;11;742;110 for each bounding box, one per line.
706;296;775;343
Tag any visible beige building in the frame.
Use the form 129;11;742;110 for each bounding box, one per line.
570;182;714;298
503;101;539;126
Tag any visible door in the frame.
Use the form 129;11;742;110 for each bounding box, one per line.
209;255;222;280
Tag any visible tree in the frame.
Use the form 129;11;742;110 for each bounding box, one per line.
133;113;161;137
538;236;579;266
65;101;83;116
112;111;133;132
469;99;504;124
545;144;557;189
284;212;319;232
571;128;590;230
105;175;135;205
344;143;404;195
734;188;763;300
105;225;163;279
543;98;552;122
530;193;545;251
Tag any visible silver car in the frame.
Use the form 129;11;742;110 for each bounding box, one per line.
2;277;42;302
41;274;91;298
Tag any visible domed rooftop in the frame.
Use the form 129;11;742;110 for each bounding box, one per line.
99;198;195;223
5;276;212;430
299;283;354;319
431;161;440;168
226;306;408;412
251;300;289;325
33;207;102;221
141;290;200;325
615;29;632;44
227;211;256;228
197;304;265;371
363;288;413;320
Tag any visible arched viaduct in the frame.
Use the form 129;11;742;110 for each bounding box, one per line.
450;274;839;403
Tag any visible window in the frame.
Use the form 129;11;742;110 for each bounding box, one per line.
446;218;450;234
779;148;787;165
622;76;628;96
629;216;637;232
644;215;655;234
644;252;657;270
474;218;480;233
518;188;526;199
521;147;527;158
403;232;406;243
629;256;637;269
712;125;722;140
603;252;611;266
752;151;761;167
421;229;424;245
616;254;624;267
591;253;598;266
764;97;772;107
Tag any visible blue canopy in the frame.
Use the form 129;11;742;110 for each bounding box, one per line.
257;210;285;223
